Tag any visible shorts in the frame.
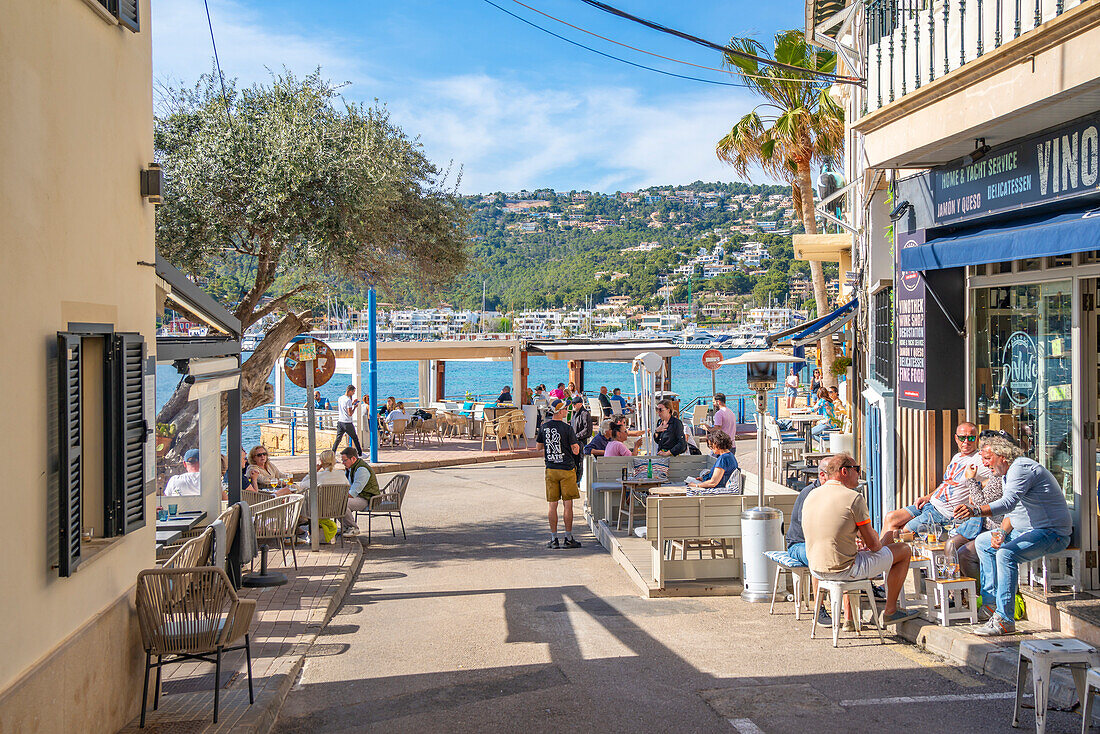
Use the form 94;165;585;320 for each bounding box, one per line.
813;546;894;581
903;504;951;531
545;467;580;502
785;387;797;398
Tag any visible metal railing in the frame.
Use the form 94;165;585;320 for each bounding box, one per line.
865;0;1085;114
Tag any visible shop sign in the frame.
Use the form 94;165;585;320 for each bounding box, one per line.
999;331;1038;408
931;112;1100;226
896;231;926;405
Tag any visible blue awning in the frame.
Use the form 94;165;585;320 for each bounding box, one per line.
768;299;857;347
899;206;1100;271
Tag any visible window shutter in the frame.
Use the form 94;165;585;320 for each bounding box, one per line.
115;0;139;32
57;334;83;577
106;333;147;535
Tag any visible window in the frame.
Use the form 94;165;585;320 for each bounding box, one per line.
84;0;139;32
56;330;149;577
873;287;894;387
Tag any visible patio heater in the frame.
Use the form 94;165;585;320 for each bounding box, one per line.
631;351;664;455
719;350;805;603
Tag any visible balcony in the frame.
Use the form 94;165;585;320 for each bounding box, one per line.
865;0;1089;114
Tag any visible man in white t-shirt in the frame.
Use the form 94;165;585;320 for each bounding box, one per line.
164;449;202;496
707;393;738;454
882;421;992;535
332;385;363;453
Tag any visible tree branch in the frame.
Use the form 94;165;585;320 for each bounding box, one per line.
246;282;317;326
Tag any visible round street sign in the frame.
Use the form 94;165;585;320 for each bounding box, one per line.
702;349;723;371
284;338;336;389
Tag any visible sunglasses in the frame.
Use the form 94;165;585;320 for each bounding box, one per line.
841;464;861;473
955;434;977;442
255;453;268;458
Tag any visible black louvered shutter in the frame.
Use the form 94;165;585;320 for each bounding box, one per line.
57;334;83;577
106;333;147;535
115;0;139;32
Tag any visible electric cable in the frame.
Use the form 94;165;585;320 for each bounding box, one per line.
203;0;235;129
509;0;832;85
577;0;863;84
481;0;749;87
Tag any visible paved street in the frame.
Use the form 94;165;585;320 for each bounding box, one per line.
274;459;1081;733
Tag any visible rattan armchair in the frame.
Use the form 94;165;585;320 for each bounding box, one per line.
314;483;351;544
134;566;256;727
355;473;410;544
480;414;509;451
504;410;528;450
250;493;305;569
161;527;214;570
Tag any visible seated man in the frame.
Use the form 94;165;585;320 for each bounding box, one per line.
164;449;202;496
597;385;613;417
609;387;632;414
584;420;614;456
954;436;1072;636
785;468;829;627
882;421;991;534
338;446;381;536
803;453;915;626
495;385;513;404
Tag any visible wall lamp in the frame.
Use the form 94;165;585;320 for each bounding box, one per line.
889;199;912;221
963;138;991;166
141;162;163;204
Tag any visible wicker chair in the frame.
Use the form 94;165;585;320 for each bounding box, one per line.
389;418;409;448
241;488;268;506
314;483;351;544
355;474;410;544
162;527;215;570
480;415;509;452
134;566;255;727
250;493;305;569
504;410;528;450
414;416;444;446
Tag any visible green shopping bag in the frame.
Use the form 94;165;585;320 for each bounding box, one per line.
318;518;338;543
975;594;1027;620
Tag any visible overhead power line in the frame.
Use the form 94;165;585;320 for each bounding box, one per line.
481;0;750;87
577;0;864;85
203;0;235;129
509;0;833;86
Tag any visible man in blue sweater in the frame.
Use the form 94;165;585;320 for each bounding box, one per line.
954;436;1072;636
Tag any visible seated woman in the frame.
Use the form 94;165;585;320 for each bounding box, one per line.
654;399;688;456
810;389;839;441
247;445;288;488
686;431;738;491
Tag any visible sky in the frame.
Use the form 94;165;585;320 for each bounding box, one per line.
151;0;803;194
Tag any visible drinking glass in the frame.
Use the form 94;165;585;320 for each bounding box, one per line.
935;554;949;578
168;504;178;516
156;508;168;522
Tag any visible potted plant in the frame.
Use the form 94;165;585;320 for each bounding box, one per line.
830;355;852;377
154;422;176;457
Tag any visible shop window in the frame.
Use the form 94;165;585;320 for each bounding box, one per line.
56;331;149;577
973;283;1074;507
1081;251;1100;264
994;262;1013;274
1019;258;1042;272
1048;254;1073;268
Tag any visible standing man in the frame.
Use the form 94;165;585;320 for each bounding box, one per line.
708;393;738;452
803;454;915;626
570;396;594;483
597;386;613;417
955;436;1072;636
538;398;582;549
332;385;363;454
881;421;991;534
338;447;380;537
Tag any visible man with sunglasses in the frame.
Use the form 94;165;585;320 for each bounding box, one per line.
803;454;916;626
881;421;991;536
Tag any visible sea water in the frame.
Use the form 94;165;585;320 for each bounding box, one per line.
155;348;803;448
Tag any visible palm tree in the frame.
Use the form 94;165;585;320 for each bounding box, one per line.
716;30;844;385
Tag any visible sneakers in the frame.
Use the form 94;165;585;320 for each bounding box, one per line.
843;619;857;632
881;608;919;626
562;537;582;549
343;527;360;537
816;607;833;628
973;614;1015;636
977;604;995;622
546;538;561;550
871;583;887;600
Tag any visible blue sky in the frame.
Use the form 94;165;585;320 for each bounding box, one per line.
152;0;803;194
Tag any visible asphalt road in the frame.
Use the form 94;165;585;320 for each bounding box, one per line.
274;459;1083;733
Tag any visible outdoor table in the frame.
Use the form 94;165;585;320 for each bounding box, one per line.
618;477;665;531
155;529;183;547
156;510;207;534
649;484;689;497
802;451;836;464
788;413;823;453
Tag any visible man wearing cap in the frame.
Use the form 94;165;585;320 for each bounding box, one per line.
164;449;202;496
538;398;582;549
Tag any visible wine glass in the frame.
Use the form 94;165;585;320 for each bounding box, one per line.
935;554;949;578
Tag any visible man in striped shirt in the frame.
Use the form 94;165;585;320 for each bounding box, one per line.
882;421;992;535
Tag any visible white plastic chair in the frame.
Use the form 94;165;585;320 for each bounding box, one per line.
810;576;884;647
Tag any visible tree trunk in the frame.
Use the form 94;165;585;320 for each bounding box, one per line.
797;161;839;389
155;310;311;461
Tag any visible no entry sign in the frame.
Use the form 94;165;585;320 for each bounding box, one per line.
702;349;723;371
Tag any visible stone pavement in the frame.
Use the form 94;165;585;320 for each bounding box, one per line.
270;437;539;476
120;541;362;734
273;459;1085;733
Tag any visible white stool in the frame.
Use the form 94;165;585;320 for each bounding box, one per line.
809;577;884;648
764;550;811;620
924;577;978;627
1027;549;1081;595
1013;638;1100;734
1080;667;1100;734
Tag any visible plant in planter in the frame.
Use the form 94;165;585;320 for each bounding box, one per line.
154;422;177;456
830;356;852;377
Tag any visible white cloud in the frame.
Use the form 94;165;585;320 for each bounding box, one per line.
152;0;372;92
392;74;768;194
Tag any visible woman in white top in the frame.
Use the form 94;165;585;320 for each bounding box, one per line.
283;450;348;522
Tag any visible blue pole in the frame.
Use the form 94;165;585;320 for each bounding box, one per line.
368;287;379;463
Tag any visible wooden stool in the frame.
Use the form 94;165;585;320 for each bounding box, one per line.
810;576;884;648
925;577;978;627
1013;638;1100;734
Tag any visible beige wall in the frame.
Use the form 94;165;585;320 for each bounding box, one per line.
0;0;156;728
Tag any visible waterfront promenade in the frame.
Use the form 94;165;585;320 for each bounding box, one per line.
271;459;1081;733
